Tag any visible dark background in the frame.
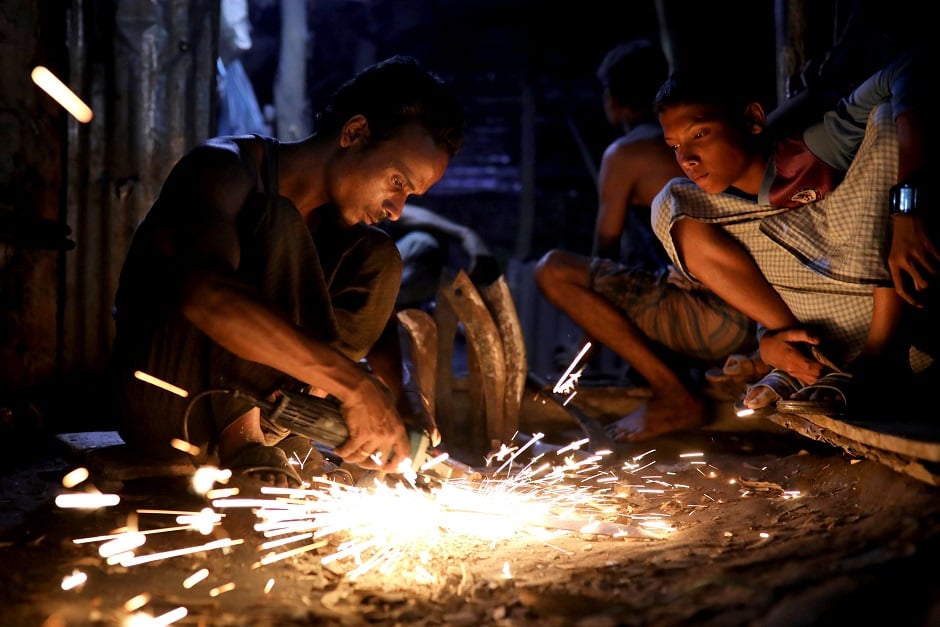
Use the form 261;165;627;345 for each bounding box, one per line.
227;0;779;263
0;0;924;437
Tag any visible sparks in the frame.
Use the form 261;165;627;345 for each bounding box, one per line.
61;569;87;590
553;342;592;396
31;66;94;122
182;569;209;589
54;429;768;625
208;432;678;580
55;492;120;509
62;467;89;488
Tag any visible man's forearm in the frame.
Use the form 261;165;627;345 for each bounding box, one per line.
180;269;369;399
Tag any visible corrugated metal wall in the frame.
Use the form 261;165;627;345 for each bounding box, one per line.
61;0;219;381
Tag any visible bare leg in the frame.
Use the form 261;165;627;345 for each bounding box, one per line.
673;219;799;332
535;250;706;441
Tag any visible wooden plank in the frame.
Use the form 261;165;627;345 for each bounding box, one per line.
768;412;940;462
765;413;940;486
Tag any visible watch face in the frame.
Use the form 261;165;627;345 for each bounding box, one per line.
898;186;915;213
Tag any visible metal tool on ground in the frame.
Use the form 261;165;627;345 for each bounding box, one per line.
526;371;617;454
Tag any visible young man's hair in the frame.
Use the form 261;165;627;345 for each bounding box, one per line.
316;55;466;157
653;69;758;121
596;38;669;111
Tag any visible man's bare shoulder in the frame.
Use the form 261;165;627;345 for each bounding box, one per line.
602;133;676;169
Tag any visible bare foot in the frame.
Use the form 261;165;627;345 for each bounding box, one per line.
605;393;707;443
220;409;299;488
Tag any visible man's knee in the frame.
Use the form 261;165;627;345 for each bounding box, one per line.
534;249;575;290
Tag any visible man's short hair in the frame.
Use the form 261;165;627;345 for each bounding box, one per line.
652;69;755;122
316;55;466;158
596;38;669;111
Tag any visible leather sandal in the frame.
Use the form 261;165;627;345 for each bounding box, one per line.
225;443;303;487
733;369;802;418
776;371;852;416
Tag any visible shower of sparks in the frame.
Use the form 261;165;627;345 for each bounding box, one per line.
53;431;799;625
205;433;677;581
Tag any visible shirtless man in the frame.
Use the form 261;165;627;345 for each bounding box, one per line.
534;39;756;442
108;55;465;486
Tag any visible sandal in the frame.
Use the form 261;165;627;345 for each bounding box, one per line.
776;371;852;416
225;443;303;487
733;369;801;418
706;351;770;384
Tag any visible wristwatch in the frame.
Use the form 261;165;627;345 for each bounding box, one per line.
889;181;918;215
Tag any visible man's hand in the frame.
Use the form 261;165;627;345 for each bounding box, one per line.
759;327;825;386
333;376;412;473
889;215;939;307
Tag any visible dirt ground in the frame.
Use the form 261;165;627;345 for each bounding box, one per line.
2;419;940;627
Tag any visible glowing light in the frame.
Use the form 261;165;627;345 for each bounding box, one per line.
206;486;239;499
263;578;275;593
74;525;195;544
31;66;93;122
553;342;592;396
55;492;120;509
192;466;232;494
99;532;146;558
209;582;236;597
118;538;243;566
62;467;89;488
123;594;150;612
182;569;209;589
133;370;189;397
61;569;87;590
170;438;201;456
175;507;223;535
126;606;188;626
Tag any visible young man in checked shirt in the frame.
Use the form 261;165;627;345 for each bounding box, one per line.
651;43;935;418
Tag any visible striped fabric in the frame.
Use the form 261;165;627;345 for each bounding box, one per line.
589;261;756;362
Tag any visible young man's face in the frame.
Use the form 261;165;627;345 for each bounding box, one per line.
658;103;758;195
332;120;450;227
